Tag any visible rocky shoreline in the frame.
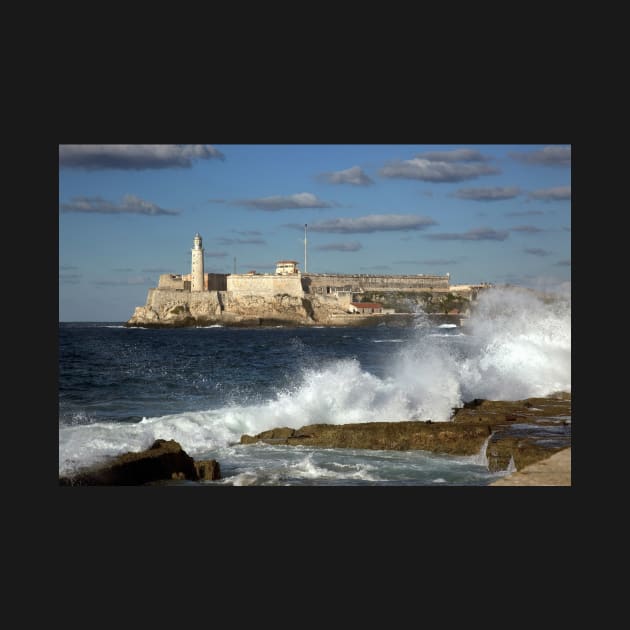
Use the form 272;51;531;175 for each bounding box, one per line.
59;439;221;486
240;393;571;473
59;393;570;485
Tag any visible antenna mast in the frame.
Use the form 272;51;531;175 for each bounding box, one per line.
304;223;307;273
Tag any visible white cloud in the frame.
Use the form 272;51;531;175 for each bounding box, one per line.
380;157;499;182
318;166;374;186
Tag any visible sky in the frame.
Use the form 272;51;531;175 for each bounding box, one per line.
59;144;571;321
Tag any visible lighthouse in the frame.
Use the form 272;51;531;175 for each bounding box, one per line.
191;232;204;291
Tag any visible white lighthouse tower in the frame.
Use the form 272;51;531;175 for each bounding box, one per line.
191;232;204;292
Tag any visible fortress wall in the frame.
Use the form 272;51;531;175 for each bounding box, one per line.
147;288;222;312
207;273;228;291
304;274;449;292
226;274;303;298
158;274;185;290
182;273;227;291
159;273;226;291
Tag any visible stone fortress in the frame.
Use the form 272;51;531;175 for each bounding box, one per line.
126;233;488;327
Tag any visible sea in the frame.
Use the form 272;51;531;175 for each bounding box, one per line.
58;287;571;486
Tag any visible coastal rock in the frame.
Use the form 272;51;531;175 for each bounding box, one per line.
451;396;571;425
240;434;259;445
59;439;198;486
239;394;571;472
241;421;491;455
194;459;221;481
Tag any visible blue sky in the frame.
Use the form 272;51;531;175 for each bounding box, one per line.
59;144;571;321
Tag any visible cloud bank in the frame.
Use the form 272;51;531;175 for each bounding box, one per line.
380;148;499;182
315;241;363;252
290;214;437;233
59;144;224;169
60;194;180;216
318;166;374;186
454;186;521;201
426;227;509;241
235;192;334;211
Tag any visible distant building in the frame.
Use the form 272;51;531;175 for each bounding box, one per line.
275;260;300;275
348;302;383;314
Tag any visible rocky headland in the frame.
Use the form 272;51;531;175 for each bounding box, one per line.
125;286;468;328
126;292;414;328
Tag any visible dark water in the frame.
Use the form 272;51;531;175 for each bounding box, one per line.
59;323;423;426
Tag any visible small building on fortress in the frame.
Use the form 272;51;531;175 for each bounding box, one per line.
155;233;451;298
226;260;304;297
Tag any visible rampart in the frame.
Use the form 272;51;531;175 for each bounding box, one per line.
302;273;449;293
158;273;228;291
226;273;304;298
146;288;223;313
158;274;186;290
